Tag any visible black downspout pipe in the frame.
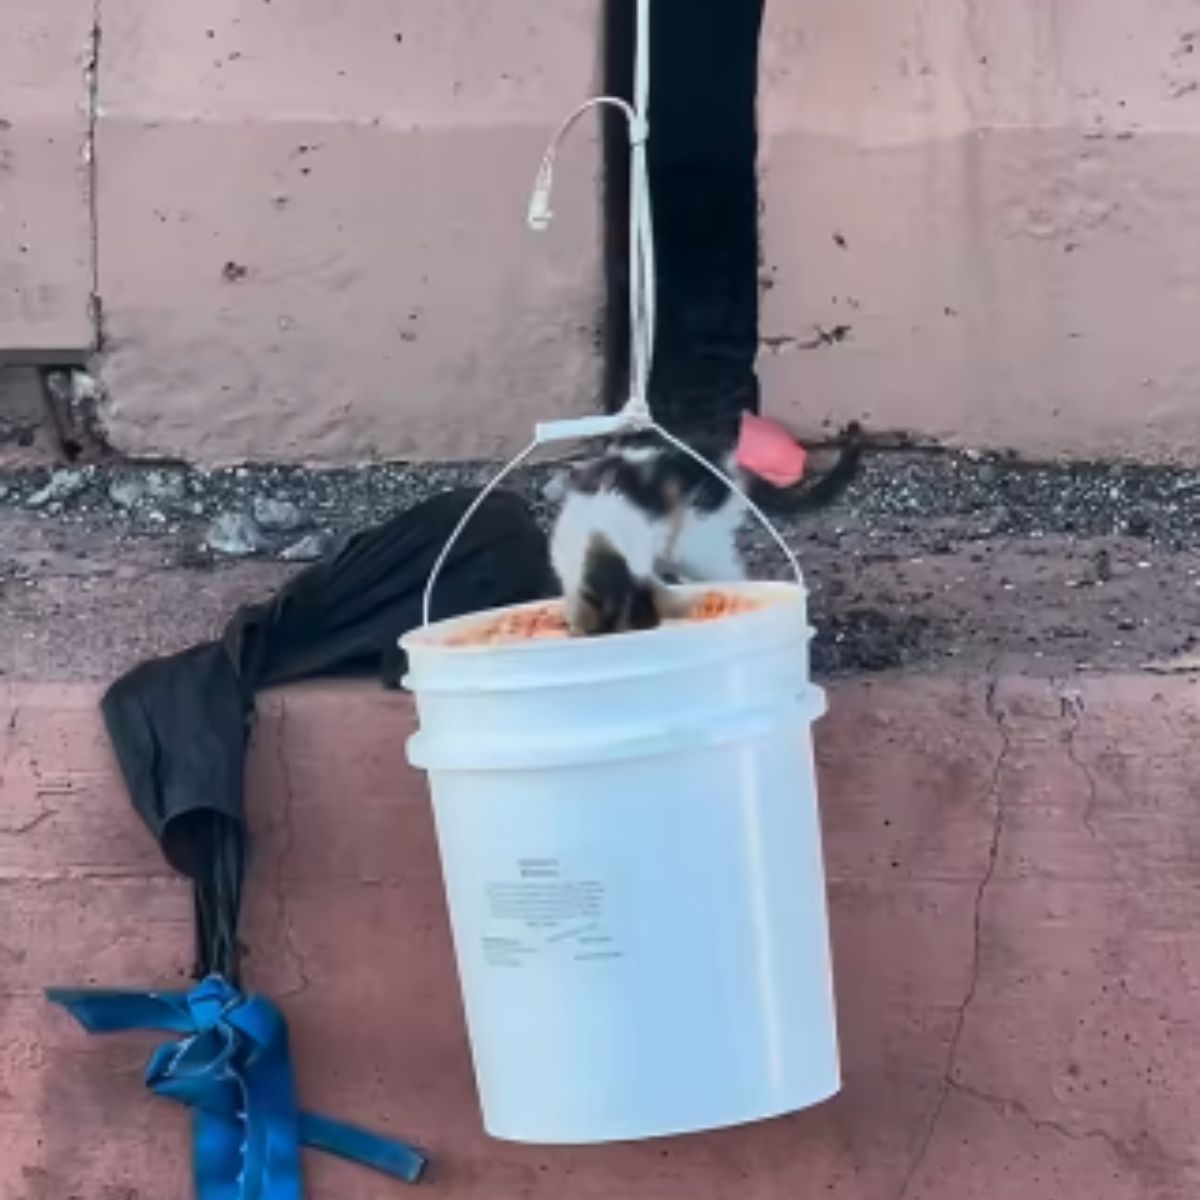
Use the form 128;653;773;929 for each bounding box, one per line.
603;0;765;442
601;0;635;415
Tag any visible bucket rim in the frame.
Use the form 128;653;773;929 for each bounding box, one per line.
401;625;815;694
402;580;806;658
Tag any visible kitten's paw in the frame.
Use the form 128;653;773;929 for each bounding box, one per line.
542;470;570;505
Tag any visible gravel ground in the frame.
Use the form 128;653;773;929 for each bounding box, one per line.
1;449;1199;681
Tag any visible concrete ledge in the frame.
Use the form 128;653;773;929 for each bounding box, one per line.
3;675;1198;1197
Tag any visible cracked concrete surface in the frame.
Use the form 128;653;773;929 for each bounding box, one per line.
3;674;1200;1198
894;676;1012;1200
267;696;313;999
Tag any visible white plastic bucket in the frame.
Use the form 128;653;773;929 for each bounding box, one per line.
401;580;840;1144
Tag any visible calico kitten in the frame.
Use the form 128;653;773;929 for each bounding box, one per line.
550;422;862;636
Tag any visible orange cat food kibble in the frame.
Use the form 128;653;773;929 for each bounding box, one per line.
446;591;762;647
688;590;760;621
445;605;570;646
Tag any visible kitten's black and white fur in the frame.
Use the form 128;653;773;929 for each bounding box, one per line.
550;423;862;636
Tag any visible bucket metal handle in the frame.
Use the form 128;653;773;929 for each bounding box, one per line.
420;11;801;627
420;412;804;627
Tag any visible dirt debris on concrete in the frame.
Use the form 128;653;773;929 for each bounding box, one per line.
1;449;1199;681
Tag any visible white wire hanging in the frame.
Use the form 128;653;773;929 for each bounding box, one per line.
527;0;654;422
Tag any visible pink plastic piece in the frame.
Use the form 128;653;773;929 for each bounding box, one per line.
734;411;808;487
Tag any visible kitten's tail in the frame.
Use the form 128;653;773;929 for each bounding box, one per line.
743;421;863;514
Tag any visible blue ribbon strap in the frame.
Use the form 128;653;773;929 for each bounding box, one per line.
47;977;426;1198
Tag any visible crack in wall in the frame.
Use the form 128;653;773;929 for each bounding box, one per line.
2;707;72;836
950;1079;1121;1157
0;809;57;837
1057;682;1132;891
1060;687;1103;842
892;678;1194;1196
894;674;1012;1200
83;0;104;353
4;706;18;753
950;1078;1199;1179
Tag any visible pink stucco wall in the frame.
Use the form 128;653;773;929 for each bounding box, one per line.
95;0;604;463
2;0;603;460
5;677;1199;1198
759;0;1200;461
6;1;1200;461
0;0;94;354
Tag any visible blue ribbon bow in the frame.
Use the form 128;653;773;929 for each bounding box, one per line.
47;977;426;1199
